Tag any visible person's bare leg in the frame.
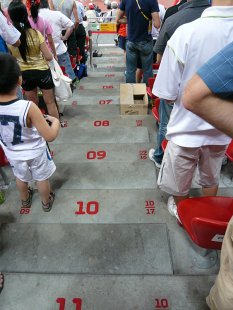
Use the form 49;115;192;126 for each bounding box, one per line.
41;88;59;119
0;272;4;291
36;179;51;205
202;185;218;197
136;68;143;83
15;178;29;201
24;88;38;105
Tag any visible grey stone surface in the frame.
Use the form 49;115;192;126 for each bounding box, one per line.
0;274;214;310
50;143;153;163
0;223;172;274
51;162;156;189
77;82;120;90
66;95;119;106
53;127;149;144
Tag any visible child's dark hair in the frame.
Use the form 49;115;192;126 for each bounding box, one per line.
0;53;21;94
30;0;40;23
8;0;35;62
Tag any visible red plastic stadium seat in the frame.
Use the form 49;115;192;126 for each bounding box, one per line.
226;140;233;161
146;77;157;99
178;197;233;250
69;55;76;69
152;63;160;70
152;98;160;122
161;139;168;152
0;147;8;167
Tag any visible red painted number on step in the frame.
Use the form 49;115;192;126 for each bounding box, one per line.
79;86;84;90
155;298;169;309
56;298;82;310
139;150;147;160
145;201;155;215
72;101;78;107
99;99;112;105
103;85;113;89
20;208;31;215
136;120;143;127
73;298;82;310
105;74;115;77
87;151;106;160
75;201;99;215
94;120;110;127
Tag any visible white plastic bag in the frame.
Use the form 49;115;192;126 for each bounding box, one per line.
48;59;72;102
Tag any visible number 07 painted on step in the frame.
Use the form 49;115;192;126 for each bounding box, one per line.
56;298;82;310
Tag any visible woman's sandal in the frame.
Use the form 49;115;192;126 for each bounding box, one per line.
42;192;55;212
21;187;34;208
0;273;4;294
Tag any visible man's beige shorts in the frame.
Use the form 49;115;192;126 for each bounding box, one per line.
157;141;227;196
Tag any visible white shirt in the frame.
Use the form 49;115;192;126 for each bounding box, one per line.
153;6;233;147
39;8;74;55
86;9;97;23
0;11;20;45
152;4;165;40
72;1;86;24
0;100;46;160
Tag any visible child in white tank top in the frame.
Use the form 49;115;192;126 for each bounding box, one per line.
0;53;60;211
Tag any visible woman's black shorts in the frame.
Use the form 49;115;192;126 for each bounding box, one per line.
22;69;54;91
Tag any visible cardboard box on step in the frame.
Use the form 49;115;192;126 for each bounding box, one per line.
120;83;148;115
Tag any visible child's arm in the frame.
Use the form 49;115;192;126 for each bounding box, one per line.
27;102;60;142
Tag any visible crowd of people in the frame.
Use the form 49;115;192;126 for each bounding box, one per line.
0;0;233;308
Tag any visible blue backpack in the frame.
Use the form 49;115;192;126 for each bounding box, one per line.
0;35;8;53
75;63;87;80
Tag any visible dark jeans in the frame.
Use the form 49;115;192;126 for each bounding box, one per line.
75;24;86;64
62;30;77;57
153;99;173;164
126;40;153;85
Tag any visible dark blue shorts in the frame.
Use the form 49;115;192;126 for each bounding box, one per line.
118;36;126;51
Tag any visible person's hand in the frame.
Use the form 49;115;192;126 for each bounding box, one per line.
44;115;57;123
61;35;67;41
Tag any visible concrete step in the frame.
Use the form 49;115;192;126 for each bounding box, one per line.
77;82;120;91
67;95;120;106
50;162;156;190
91;56;124;64
91;66;125;72
53;127;149;144
0;274;214;310
0;223;172;274
50;143;152;162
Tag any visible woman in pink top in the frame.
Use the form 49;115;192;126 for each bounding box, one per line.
27;0;57;59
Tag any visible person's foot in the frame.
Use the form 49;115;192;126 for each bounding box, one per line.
167;196;182;223
0;273;4;293
42;192;55;212
148;148;161;169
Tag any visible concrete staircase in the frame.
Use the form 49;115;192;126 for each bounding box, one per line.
0;45;233;310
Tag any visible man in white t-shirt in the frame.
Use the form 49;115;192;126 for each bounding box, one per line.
0;10;20;49
152;2;233;217
72;0;87;63
51;0;79;57
40;0;76;82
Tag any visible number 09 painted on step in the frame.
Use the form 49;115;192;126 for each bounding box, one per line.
86;151;106;160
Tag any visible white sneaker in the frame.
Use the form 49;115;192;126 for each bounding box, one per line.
148;148;161;169
167;196;181;222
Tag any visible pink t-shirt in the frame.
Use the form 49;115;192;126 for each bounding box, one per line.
28;15;53;41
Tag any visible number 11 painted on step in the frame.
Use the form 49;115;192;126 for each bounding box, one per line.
57;298;82;310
